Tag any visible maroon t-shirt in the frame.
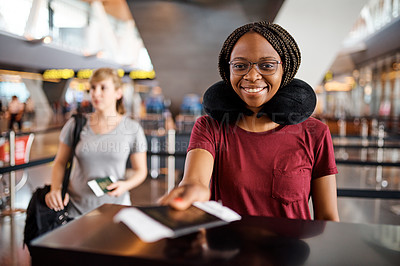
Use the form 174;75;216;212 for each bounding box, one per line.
188;116;338;220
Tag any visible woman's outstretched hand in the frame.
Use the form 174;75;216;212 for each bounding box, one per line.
158;183;211;210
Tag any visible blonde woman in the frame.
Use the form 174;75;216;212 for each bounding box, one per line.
46;68;148;218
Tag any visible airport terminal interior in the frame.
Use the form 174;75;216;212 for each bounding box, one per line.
1;0;400;265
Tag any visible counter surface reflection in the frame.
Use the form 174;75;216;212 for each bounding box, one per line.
30;204;400;266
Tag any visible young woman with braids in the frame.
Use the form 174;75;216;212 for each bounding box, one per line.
45;68;148;218
160;22;339;221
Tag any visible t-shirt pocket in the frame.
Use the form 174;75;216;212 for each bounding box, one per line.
271;169;307;205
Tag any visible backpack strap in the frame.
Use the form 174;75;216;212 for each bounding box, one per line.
61;114;87;199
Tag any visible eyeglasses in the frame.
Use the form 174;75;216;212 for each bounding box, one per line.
229;59;282;76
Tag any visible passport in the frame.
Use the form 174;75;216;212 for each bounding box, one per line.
114;201;242;242
87;176;117;197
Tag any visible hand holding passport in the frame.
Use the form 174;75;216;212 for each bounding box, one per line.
114;201;241;242
88;176;117;197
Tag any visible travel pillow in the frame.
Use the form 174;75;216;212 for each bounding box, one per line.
203;78;316;125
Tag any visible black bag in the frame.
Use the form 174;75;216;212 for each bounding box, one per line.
23;114;86;250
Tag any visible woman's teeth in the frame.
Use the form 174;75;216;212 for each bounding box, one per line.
243;87;265;93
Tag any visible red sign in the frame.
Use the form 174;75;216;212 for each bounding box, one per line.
0;135;32;165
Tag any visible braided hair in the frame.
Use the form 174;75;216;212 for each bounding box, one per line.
218;21;301;88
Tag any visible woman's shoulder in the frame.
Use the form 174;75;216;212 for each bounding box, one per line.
122;115;137;123
119;115;143;132
195;115;222;130
301;117;331;135
59;115;82;144
196;115;221;124
64;113;90;129
305;116;329;127
62;116;77;130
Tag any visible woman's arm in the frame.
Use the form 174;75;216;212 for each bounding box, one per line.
311;174;340;221
107;152;148;197
45;142;72;211
159;148;214;210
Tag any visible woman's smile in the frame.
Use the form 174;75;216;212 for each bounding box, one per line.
240;84;270;94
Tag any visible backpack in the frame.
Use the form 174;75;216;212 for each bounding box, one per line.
23;114;86;251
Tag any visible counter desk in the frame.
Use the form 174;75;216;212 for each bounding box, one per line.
30;204;400;266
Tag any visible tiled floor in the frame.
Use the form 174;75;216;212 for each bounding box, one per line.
0;125;399;265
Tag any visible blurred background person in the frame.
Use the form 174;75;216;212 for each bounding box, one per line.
7;95;24;131
23;97;35;129
45;68;148;218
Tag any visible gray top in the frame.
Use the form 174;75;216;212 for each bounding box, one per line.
59;115;147;218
